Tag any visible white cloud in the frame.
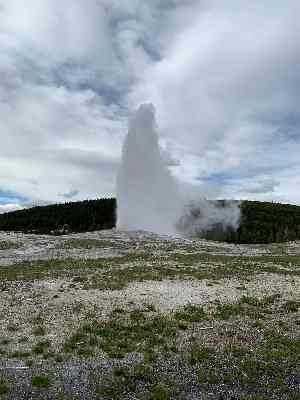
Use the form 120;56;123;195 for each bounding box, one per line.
0;0;299;208
0;203;24;214
129;0;300;203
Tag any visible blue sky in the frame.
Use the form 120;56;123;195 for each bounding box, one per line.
0;190;27;205
0;0;299;213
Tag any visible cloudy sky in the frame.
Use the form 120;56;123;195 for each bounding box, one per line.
0;0;299;213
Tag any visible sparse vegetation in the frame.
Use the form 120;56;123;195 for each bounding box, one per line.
0;229;299;399
213;294;280;320
194;330;299;396
60;238;123;250
63;310;179;359
0;251;299;289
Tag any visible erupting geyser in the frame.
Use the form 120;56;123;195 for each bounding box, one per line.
117;103;240;236
117;103;181;234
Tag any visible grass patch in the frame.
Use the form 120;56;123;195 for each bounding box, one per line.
0;254;145;283
1;250;299;287
18;336;29;343
5;298;296;399
214;294;281;320
0;377;9;395
150;383;171;400
97;363;172;400
281;300;299;313
32;340;51;355
195;328;299;397
97;365;141;399
174;303;207;322
63;310;180;359
31;375;50;387
10;350;31;359
62;294;290;361
189;342;215;365
32;325;46;336
7;323;19;332
0;241;21;250
59;239;122;250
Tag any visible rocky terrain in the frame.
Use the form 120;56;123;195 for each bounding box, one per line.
0;230;299;399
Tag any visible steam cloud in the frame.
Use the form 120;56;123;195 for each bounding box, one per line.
117;104;240;236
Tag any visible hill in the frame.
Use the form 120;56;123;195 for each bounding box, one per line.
0;198;300;243
202;200;300;243
0;198;116;235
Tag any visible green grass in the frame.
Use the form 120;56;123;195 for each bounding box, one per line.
62;293;295;362
63;310;180;360
10;350;31;359
31;375;50;387
97;363;172;400
0;250;299;288
174;303;207;322
189;343;215;365
97;365;140;399
32;340;51;355
32;325;46;336
0;235;299;399
214;294;281;320
281;300;299;313
150;383;171;400
0;377;9;395
1;294;298;399
95;318;299;399
59;239;125;250
0;241;21;250
18;336;29;343
195;330;299;396
7;323;19;332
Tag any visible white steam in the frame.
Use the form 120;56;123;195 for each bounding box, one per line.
117;104;240;236
117;103;181;234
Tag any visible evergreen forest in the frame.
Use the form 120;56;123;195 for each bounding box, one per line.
0;199;300;244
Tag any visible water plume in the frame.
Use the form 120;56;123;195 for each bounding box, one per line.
117;103;181;234
117;103;240;237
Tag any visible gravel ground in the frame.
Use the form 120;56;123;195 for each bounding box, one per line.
0;230;299;399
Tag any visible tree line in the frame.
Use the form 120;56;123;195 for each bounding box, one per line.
0;198;300;243
202;200;300;244
0;199;116;235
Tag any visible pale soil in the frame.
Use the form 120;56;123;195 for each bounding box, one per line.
0;230;299;399
1;229;300;266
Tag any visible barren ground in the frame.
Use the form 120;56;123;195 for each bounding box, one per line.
0;230;299;399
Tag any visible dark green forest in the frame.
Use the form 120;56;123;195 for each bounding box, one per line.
202;200;300;244
0;199;116;235
0;199;300;244
238;200;300;243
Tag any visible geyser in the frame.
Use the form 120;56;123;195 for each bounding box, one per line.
117;103;181;234
117;103;240;236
